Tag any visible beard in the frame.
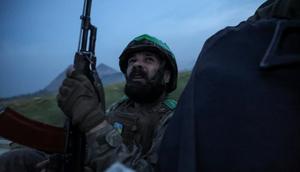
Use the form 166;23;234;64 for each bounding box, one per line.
125;67;166;103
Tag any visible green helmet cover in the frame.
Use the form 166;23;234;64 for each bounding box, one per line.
119;34;178;93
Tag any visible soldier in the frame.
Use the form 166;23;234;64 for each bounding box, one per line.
158;0;300;171
0;34;178;172
60;34;178;171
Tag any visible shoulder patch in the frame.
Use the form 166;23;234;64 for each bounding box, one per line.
113;122;124;134
163;99;177;110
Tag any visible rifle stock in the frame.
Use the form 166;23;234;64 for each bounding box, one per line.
0;107;65;153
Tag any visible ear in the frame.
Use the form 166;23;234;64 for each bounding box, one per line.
163;70;171;83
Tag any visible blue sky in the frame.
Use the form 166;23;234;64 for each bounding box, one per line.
0;0;265;98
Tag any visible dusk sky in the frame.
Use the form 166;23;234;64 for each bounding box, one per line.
0;0;265;98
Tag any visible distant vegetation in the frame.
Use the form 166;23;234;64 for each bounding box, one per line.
2;71;191;127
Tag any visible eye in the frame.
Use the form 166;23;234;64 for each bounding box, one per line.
145;57;155;63
128;57;137;65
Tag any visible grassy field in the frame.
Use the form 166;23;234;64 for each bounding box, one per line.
2;71;191;127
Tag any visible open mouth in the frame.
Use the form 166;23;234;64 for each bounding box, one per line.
130;72;147;82
131;76;145;82
132;74;143;79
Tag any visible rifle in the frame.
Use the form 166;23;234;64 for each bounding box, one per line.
0;0;104;171
0;106;65;153
64;0;105;171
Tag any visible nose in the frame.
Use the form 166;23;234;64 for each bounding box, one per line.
132;59;143;68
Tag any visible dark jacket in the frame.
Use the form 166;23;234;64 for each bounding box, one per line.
158;1;300;171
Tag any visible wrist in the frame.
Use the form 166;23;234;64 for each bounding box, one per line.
78;104;105;132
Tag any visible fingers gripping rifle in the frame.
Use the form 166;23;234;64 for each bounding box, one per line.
64;0;105;171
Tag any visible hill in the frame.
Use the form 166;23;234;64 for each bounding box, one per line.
43;63;124;93
2;71;191;127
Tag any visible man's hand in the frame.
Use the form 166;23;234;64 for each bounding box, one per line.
57;67;105;132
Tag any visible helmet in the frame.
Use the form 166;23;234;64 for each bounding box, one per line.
119;34;178;93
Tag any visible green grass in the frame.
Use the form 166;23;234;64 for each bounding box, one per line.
169;71;191;100
104;82;126;107
3;71;191;127
3;94;66;127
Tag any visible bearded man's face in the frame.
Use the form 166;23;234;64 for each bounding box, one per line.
124;51;168;103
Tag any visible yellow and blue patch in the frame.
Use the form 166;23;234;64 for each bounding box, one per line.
113;122;123;134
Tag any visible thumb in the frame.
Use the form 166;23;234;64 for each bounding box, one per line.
66;65;75;77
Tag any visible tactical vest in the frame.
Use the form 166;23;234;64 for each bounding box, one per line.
107;98;175;153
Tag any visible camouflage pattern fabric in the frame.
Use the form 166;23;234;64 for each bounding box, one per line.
84;97;176;172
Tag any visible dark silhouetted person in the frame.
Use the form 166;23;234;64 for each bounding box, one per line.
158;0;300;171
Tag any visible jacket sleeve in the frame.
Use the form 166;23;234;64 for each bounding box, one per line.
84;111;174;172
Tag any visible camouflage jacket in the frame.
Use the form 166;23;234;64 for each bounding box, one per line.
84;97;176;172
